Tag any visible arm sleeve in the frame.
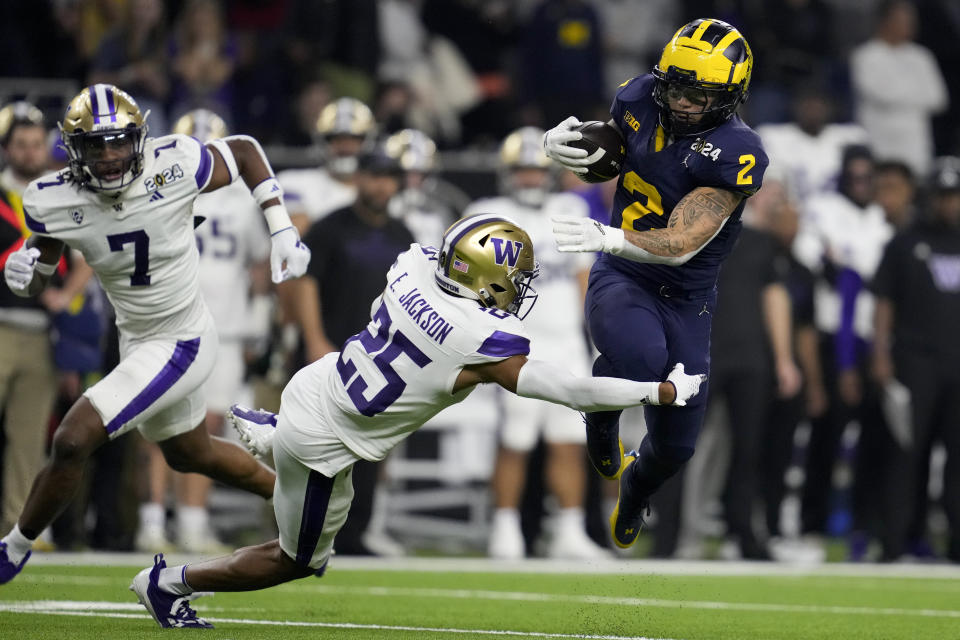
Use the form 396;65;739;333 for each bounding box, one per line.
515;358;660;412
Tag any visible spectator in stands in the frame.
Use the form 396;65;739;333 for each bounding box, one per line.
517;0;607;128
793;146;894;553
874;160;917;232
169;0;237;123
285;148;414;555
88;0;170;135
872;156;960;562
850;0;948;176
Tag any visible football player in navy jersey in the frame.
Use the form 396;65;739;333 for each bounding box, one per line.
545;18;769;549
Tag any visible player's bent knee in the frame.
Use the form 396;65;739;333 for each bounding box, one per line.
50;416;105;464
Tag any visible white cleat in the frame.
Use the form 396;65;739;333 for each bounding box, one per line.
226;404;278;459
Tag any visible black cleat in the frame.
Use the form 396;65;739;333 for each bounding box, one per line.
586;420;626;480
609;451;650;549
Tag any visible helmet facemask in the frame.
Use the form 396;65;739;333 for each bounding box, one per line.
652;68;743;136
60;84;148;194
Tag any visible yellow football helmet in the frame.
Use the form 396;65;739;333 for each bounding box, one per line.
435;214;539;318
653;18;753;135
0;101;45;145
384;128;437;173
172;108;229;143
60;84;148;193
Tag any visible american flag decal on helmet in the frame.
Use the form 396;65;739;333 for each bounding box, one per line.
453;259;469;273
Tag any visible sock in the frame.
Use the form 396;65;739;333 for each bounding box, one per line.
177;506;210;536
158;565;194;595
2;525;35;564
556;507;586;535
492;508;520;531
139;502;166;532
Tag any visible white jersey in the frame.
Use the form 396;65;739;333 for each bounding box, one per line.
464;194;591;359
193;182;270;338
793;191;893;339
23;134;214;339
277;167;356;224
284;244;531;462
757;122;868;203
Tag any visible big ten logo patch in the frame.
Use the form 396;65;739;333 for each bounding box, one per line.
144;164;184;192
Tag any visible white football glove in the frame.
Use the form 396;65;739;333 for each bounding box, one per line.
551;215;625;254
270;227;311;283
666;363;706;407
542;116;589;175
4;246;41;292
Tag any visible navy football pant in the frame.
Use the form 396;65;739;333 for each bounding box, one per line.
585;264;715;499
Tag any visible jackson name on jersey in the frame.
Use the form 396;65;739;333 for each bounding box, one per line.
287;244;532;463
22;133;214;338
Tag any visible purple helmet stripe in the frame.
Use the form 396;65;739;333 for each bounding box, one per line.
104;86;117;123
88;85;101;125
477;331;530;357
104;337;201;435
295;470;335;566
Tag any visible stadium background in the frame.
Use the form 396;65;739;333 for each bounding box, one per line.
0;0;959;567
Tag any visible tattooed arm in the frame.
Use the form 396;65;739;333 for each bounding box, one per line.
618;187;743;265
552;187;743;265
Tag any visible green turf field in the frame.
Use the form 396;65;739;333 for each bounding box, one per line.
2;555;959;639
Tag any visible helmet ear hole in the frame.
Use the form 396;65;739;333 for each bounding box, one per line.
490;283;506;293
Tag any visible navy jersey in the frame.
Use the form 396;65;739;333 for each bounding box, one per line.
605;74;769;291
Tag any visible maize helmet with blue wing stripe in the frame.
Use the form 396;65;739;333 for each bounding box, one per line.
653;19;753;136
61;84;148;193
436;214;539;319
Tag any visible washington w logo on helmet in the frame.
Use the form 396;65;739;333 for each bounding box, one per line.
491;238;524;268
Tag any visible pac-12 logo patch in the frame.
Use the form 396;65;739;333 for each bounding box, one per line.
491;238;523;267
71;209;83;224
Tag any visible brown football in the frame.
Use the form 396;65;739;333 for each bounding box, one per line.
568;121;626;183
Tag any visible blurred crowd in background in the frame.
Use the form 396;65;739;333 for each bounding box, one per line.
1;0;960;565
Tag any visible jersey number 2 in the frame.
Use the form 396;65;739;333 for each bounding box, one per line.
107;230;151;286
336;302;431;417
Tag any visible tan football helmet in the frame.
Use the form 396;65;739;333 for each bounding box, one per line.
384;128;437;173
315;98;376;176
172;108;229;143
0;101;45;144
60;84;148;193
435;214;539;318
499;127;553;208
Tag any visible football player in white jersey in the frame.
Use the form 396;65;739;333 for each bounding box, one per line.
0;84;310;584
384;128;457;246
133;109;274;553
464;127;605;559
129;214;705;628
278;97;376;235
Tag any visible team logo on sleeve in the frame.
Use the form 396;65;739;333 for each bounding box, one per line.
71;209;84;224
490;238;524;268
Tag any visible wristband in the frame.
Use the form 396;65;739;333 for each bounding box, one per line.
253;177;283;207
263;204;294;235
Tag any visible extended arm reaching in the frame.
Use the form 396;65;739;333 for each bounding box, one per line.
457;356;705;411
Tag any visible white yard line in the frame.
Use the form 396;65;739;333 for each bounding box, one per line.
0;601;674;640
